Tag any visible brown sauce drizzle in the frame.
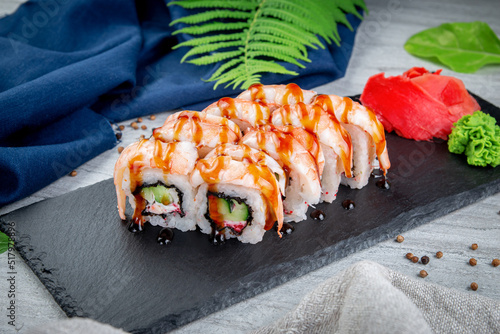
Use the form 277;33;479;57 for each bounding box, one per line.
196;156;229;183
342;199;355;210
277;125;322;175
218;117;231;144
310;209;325;221
275;222;295;235
156;111;240;152
249;83;265;102
157;227;174;245
376;178;391;189
365;106;387;159
341;97;353;123
210;229;226;245
217;97;237;118
170;112;204;146
283;83;303;105
314;95;333;117
276;103;352;178
128;219;144;233
255;102;266;124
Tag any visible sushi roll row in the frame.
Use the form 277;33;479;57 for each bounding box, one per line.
114;83;391;244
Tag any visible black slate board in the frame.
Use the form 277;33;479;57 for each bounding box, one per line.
1;94;500;334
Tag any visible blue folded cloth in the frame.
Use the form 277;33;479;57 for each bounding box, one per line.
0;0;362;206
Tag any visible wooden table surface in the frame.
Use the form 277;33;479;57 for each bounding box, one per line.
1;0;499;333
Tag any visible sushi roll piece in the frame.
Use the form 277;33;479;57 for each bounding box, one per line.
271;103;353;202
114;139;198;232
237;83;317;111
202;97;271;133
313;94;391;175
241;125;322;223
191;145;284;244
152;110;242;158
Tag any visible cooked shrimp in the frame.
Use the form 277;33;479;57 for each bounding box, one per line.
237;83;317;110
114;139;198;224
241;125;322;222
205;143;286;195
313;94;391;172
202;98;271;133
271;103;353;178
269;125;325;178
153;111;242;157
190;152;284;236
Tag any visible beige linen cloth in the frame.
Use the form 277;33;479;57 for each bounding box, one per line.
27;261;500;334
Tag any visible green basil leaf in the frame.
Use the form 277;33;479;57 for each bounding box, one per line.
404;21;500;73
0;231;12;254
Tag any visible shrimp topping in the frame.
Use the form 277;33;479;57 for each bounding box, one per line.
153;111;242;157
241;125;322;207
238;83;317;110
202;98;271;133
313;94;391;172
271;103;353;178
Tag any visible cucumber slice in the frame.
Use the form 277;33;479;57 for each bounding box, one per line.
140;185;173;205
228;199;249;221
208;194;249;222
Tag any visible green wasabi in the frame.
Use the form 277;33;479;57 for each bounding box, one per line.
448;111;500;167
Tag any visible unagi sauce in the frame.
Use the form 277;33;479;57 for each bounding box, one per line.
275;222;295;235
310;209;326;220
157;227;174;245
376;178;391;189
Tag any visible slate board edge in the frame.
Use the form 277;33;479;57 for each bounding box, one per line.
0;220;86;318
132;177;500;334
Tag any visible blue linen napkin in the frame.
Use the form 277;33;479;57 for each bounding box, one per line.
0;0;362;206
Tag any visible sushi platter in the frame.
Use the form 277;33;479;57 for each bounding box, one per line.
1;93;499;334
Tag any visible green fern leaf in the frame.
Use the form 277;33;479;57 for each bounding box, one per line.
252;21;320;50
208;58;243;81
171;10;252;26
169;0;366;90
173;22;249;35
247;51;306;68
173;33;245;49
260;7;336;44
210;63;247;89
246;59;298;75
181;41;244;62
169;0;258;11
334;0;364;19
255;18;324;49
187;49;244;65
249;33;308;56
352;0;369;13
247;42;310;62
275;0;341;40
